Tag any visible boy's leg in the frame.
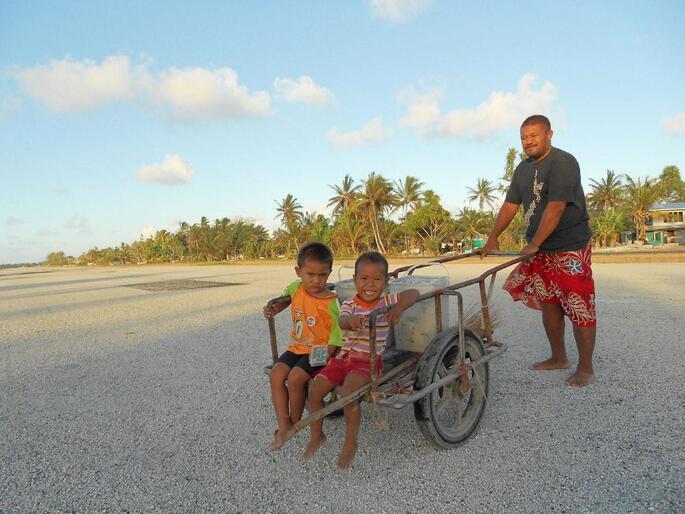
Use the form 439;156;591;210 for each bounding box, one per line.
286;366;312;424
532;302;571;370
566;324;596;387
302;376;335;462
337;373;370;470
269;362;295;451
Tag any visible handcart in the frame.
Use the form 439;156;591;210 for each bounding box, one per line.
265;251;526;449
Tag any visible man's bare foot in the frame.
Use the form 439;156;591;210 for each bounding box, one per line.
565;369;596;387
530;358;571;371
302;434;327;463
270;424;296;451
336;441;357;470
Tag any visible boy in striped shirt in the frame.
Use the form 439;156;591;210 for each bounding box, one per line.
303;251;419;469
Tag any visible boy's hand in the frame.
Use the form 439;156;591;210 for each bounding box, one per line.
348;314;367;330
385;305;405;325
263;305;274;319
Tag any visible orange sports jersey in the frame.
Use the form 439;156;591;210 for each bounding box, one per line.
284;280;343;355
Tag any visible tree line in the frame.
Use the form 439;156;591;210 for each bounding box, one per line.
47;151;684;266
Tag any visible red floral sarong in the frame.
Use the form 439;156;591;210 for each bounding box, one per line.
503;244;596;327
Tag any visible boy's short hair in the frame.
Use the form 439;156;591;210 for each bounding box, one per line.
297;242;334;268
354;251;389;275
521;114;551;131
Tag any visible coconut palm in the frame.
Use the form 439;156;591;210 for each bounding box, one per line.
622;175;658;241
591;208;626;247
393;176;425;217
587;170;623;212
328;174;361;216
275;193;303;252
466;178;498;211
357;172;397;252
455;207;492;248
393;176;425;252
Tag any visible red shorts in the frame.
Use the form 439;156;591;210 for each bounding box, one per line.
317;352;384;386
503;244;597;327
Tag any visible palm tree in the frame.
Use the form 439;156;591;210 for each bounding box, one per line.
587;170;623;212
357;172;397;252
393;176;425;217
622;175;658;241
466;178;497;211
455;207;492;248
393;176;425;253
275;193;303;252
328;174;361;216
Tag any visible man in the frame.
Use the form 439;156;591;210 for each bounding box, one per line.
481;115;596;387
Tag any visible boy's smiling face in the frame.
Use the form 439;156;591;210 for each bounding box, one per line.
295;259;332;297
353;260;388;303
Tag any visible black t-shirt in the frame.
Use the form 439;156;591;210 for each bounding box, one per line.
505;147;591;252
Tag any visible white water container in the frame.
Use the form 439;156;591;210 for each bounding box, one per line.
334;273;449;353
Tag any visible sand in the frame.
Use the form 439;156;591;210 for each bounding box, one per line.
1;261;683;512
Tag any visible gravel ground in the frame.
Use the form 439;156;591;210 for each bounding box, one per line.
1;261;683;513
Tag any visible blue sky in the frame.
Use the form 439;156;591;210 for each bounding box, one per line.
1;0;684;263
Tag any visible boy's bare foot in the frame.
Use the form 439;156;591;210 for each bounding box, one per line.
302;434;327;463
336;441;357;470
530;358;571;371
565;369;596;387
270;424;296;451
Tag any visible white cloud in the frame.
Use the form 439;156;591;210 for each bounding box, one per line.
37;228;60;237
327;117;392;147
63;215;92;236
15;55;137;112
64;215;88;229
0;96;22;118
369;0;432;22
400;74;559;139
6;216;25;226
136;154;193;185
148;67;271;120
273;76;334;105
399;87;443;128
660;112;685;135
14;55;271;120
140;226;155;239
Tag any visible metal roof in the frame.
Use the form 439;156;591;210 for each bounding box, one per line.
649;202;685;211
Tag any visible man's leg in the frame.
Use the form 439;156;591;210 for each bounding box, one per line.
302;376;335;462
531;302;571;370
566;325;596;387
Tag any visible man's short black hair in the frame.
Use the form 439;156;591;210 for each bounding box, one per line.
297;242;334;268
354;251;389;275
521;114;552;131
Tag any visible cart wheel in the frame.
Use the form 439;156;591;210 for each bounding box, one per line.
413;329;489;449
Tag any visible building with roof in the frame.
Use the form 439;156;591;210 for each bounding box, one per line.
646;202;685;245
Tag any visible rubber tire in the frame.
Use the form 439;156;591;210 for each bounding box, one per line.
413;328;489;449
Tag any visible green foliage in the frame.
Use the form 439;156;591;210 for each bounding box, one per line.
54;155;685;264
656;165;685;202
47;251;68;266
404;191;456;253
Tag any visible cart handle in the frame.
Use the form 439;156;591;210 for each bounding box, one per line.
403;260;450;277
388;250;520;278
337;265;355;282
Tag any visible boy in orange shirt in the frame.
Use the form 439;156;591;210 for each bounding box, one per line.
263;242;342;450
